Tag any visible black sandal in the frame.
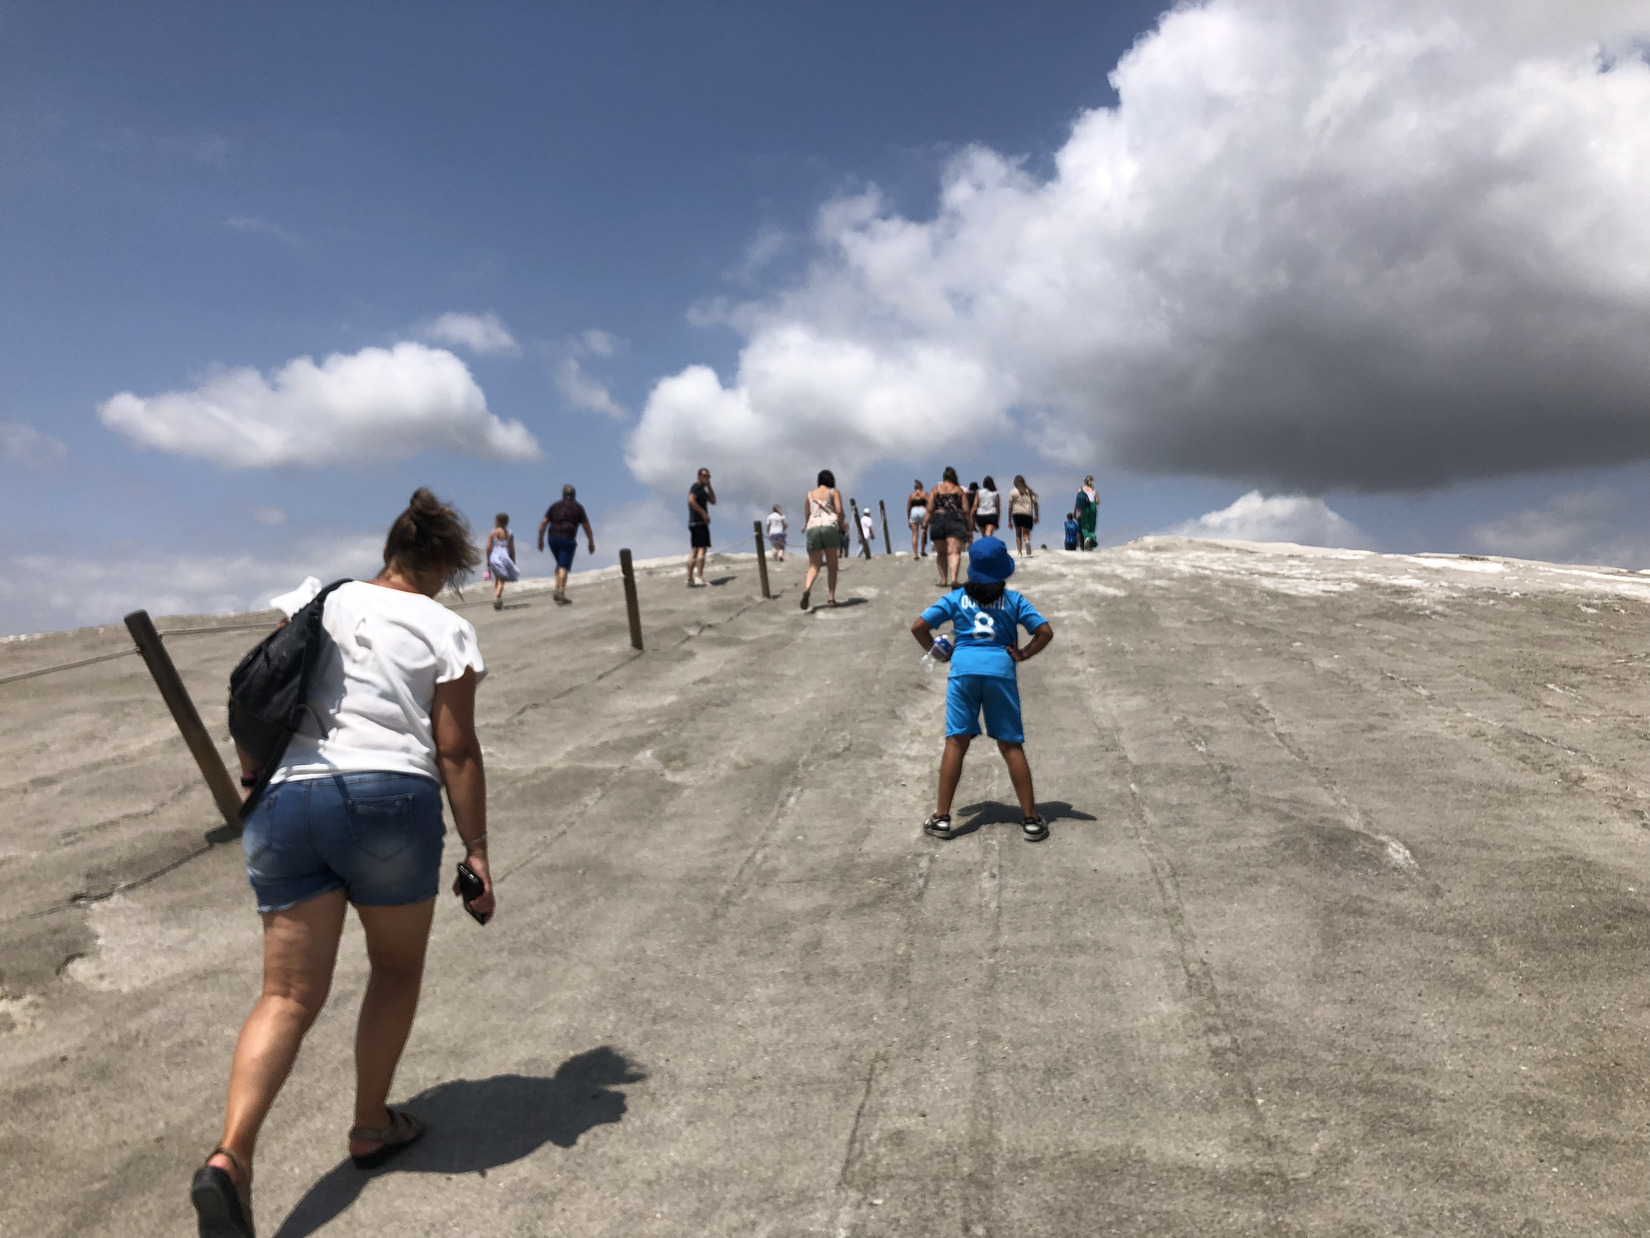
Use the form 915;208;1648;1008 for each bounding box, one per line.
923;813;955;840
191;1146;254;1238
349;1107;426;1170
1022;815;1048;843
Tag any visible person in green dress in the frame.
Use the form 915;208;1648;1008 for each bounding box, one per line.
1074;475;1099;550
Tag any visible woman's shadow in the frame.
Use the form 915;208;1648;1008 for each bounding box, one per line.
273;1046;645;1237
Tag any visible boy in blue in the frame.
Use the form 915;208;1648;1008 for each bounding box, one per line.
910;536;1055;842
1063;512;1080;551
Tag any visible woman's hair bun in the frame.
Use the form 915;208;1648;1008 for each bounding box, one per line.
407;487;442;518
384;487;480;589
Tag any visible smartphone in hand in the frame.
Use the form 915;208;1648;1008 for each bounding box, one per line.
455;861;488;925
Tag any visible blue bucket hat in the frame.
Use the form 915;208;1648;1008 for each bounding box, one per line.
967;536;1015;584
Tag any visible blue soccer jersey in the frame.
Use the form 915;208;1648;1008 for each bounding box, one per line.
920;588;1048;679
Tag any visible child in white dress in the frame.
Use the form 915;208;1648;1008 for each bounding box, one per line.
487;513;519;610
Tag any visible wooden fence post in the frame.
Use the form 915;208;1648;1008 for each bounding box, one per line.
124;609;244;830
879;499;892;556
619;549;644;651
753;520;772;599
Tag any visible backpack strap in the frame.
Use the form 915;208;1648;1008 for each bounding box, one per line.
238;579;351;820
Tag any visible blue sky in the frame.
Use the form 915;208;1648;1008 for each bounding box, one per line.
3;0;1649;635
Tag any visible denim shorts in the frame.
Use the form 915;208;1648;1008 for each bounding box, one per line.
242;772;445;913
546;535;578;571
945;674;1025;743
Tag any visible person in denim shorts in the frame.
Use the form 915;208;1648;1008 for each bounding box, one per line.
191;488;493;1238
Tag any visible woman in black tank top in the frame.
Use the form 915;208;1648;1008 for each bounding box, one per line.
924;467;970;587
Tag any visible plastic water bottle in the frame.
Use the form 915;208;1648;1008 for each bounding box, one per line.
921;635;953;673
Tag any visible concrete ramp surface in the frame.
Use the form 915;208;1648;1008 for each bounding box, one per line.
4;539;1650;1235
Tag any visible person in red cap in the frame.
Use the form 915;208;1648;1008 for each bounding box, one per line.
909;535;1054;842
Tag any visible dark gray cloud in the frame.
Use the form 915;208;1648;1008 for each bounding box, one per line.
630;0;1650;501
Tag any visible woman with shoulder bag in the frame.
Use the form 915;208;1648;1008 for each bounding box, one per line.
191;489;493;1238
800;469;849;611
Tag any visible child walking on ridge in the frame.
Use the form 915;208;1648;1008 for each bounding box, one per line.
487;513;519;609
910;536;1054;842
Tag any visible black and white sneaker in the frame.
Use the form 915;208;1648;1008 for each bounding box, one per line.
1021;814;1048;843
923;813;955;840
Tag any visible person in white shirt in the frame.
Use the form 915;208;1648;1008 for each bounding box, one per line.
193;488;493;1238
974;476;1001;538
860;507;876;555
765;505;788;562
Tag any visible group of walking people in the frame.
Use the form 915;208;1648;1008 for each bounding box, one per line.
684;466;1097;603
478;484;596;609
192;470;1076;1236
906;473;1046;585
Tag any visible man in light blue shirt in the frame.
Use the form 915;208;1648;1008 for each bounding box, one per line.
911;536;1055;842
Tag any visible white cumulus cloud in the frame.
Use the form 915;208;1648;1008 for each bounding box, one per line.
1;421;69;471
98;341;539;468
628;328;1010;502
628;0;1650;502
1167;490;1376;549
554;330;627;419
556;359;626;419
418;311;521;357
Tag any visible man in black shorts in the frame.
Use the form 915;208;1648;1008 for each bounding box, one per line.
687;466;715;587
537;483;594;605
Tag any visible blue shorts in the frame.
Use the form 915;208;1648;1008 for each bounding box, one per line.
242;772;445;913
945;674;1025;743
547;536;577;571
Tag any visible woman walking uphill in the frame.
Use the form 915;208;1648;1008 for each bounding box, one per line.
907;480;929;557
765;505;788;562
191;488;495;1238
923;467;970;588
800;469;849;611
1008;476;1039;556
1074;475;1099;551
975;476;1001;539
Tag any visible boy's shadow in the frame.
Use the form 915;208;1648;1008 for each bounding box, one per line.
273;1046;645;1238
950;800;1095;838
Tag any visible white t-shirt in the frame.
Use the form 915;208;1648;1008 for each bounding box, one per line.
975;488;999;517
270;581;487;785
765;512;787;536
860;512;875;538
